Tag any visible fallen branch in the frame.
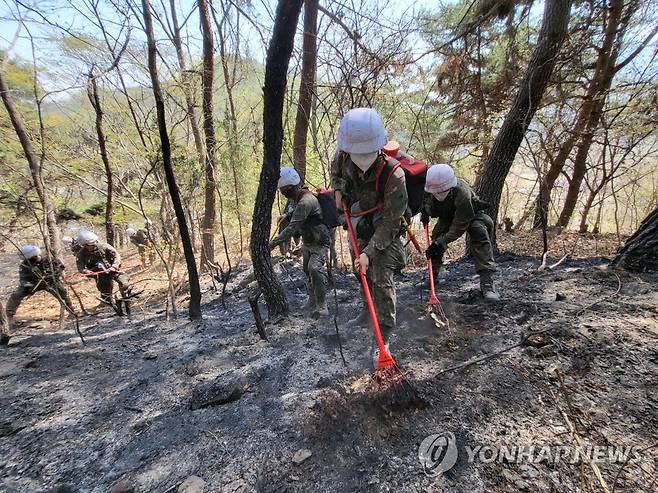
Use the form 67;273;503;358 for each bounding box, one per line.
550;368;611;493
248;290;267;341
434;328;553;376
539;253;569;272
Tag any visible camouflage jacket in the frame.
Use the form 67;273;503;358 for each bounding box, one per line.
271;189;330;249
18;257;65;287
331;151;408;258
422;179;489;244
76;242;122;272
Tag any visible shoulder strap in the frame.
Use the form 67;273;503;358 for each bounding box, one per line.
375;156;401;198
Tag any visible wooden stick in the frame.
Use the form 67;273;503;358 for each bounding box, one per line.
551;370;611;493
248;291;267;341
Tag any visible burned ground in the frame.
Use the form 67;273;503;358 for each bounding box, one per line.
0;242;656;492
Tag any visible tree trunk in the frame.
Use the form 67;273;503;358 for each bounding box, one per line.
474;0;572;244
534;0;624;228
292;0;318;182
87;74;115;246
169;0;205;163
215;3;245;253
142;0;202;320
556;0;624;228
578;188;597;233
250;0;303;317
199;0;217;268
0;61;61;257
611;206;658;271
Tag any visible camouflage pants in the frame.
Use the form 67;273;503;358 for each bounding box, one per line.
302;244;328;307
0;301;9;338
96;272;132;304
355;237;406;342
137;244;156;266
5;282;75;329
432;211;496;275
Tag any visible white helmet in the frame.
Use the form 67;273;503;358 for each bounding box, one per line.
62;236;73;244
425;164;457;195
337;108;387;154
126;227;137;237
19;244;41;260
78;229;99;246
278;167;301;188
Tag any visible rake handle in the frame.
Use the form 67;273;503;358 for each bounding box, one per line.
401;217;423;254
343;205;391;360
425;223;440;306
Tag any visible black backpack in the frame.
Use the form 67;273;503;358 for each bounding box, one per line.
314;189;341;228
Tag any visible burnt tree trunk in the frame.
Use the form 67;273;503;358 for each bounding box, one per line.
612;206;658;272
475;0;572;245
250;0;303;317
0;60;61;257
87;74;115;246
292;0;318;182
142;0;202;320
199;0;217;268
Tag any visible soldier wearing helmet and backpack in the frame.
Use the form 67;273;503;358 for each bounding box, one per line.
75;230;132;305
2;245;75;345
421;163;500;301
331;108;408;357
270;167;333;317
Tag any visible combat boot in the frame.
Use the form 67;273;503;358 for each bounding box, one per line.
315;300;329;317
304;278;317;312
479;271;501;301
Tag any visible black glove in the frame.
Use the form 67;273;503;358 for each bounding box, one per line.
420;212;430;226
425;239;446;260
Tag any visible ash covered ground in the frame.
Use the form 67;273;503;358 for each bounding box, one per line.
0;246;657;492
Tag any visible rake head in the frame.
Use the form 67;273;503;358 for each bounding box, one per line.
372;364;425;410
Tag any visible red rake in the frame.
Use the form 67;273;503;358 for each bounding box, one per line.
423;224;440;306
344;206;420;406
402;219;450;327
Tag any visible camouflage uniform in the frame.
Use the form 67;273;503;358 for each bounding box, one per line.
130;229;155;266
76;243;131;303
0;301;9;344
421;178;496;277
332;151;408;341
5;257;75;329
270;189;331;311
277;199;301;256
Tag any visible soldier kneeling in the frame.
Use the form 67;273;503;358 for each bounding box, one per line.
421;164;500;301
2;245;75;345
76;230;132;306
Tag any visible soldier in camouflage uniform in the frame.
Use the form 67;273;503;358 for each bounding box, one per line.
76;230;132;304
270;168;330;317
126;227;156;267
421;163;500;301
3;245;75;344
332;108;408;351
0;301;9;346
